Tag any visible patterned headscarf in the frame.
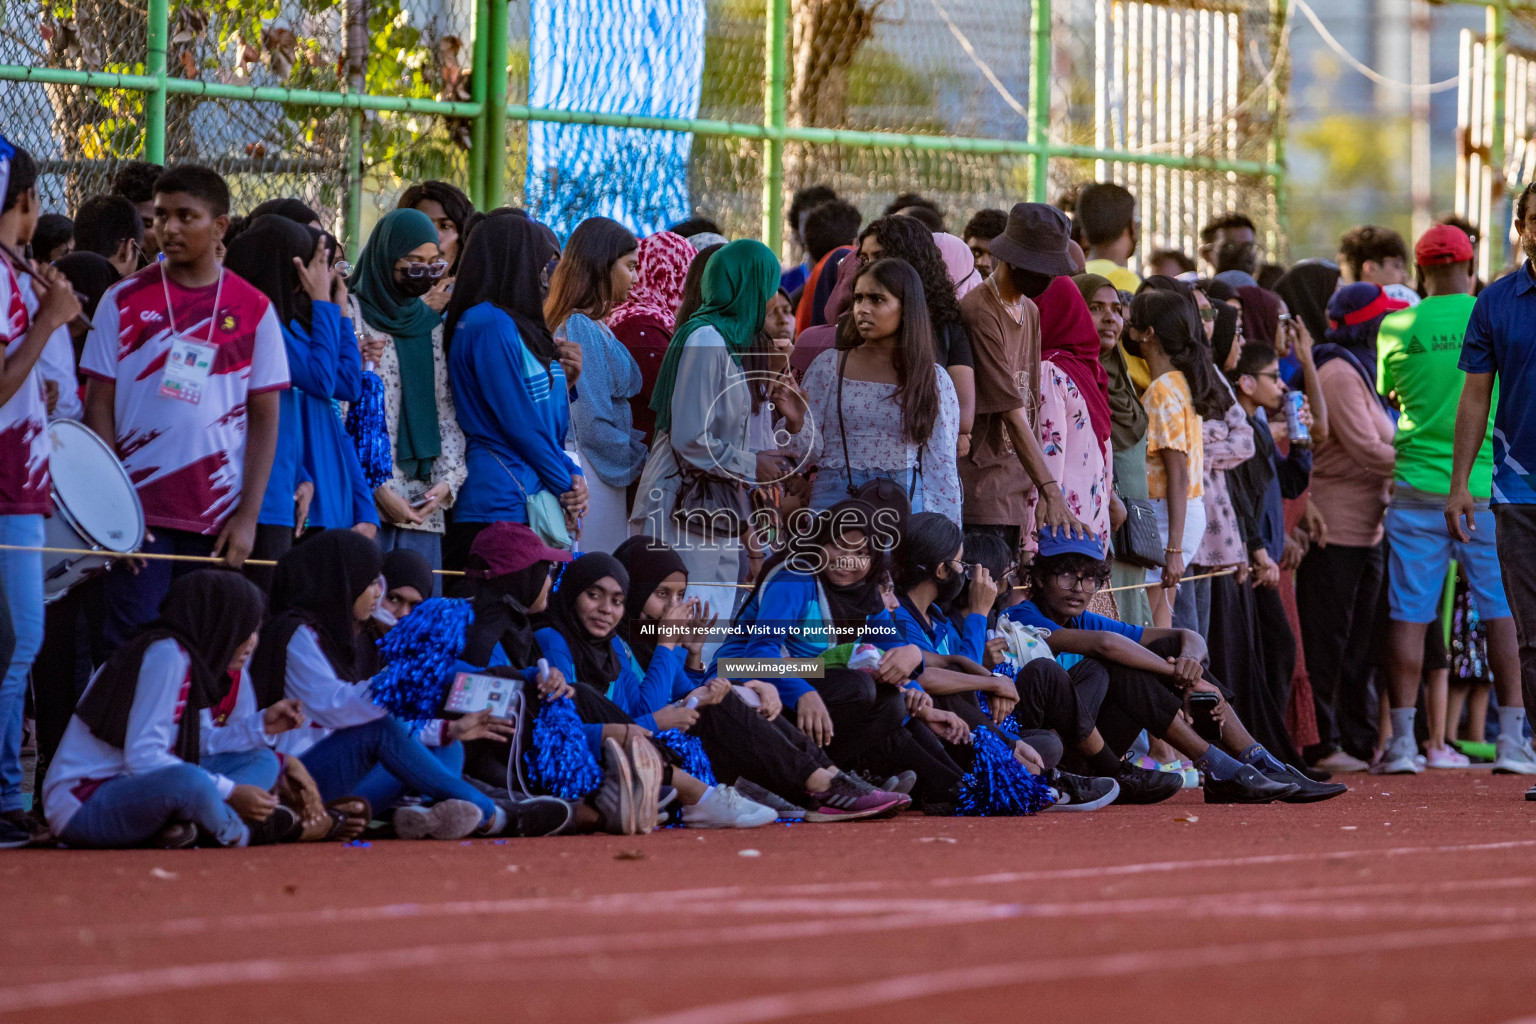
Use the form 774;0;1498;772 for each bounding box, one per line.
609;230;694;334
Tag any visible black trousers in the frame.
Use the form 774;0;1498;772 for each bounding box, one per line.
31;576;104;799
1211;575;1304;768
1067;636;1233;757
692;691;833;803
246;523;294;594
813;668;963;803
934;657;1098;772
443;521;492;575
1296;541;1384;760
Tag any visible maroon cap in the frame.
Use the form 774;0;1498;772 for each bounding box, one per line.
1415;224;1474;267
465;521;572;578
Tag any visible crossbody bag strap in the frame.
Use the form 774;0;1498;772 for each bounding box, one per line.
837;350;856;497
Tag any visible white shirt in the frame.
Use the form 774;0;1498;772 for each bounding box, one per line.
19;270;82;421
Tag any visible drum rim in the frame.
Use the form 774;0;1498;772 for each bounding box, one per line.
46;418;146;555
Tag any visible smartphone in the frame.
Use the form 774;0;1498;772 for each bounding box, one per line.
1187;692;1223;744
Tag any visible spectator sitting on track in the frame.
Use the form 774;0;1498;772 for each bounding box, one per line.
893;512;1178;807
1006;532;1348;804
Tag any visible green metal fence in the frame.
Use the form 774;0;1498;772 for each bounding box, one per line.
3;0;1291;260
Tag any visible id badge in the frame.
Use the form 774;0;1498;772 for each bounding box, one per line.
159;336;217;405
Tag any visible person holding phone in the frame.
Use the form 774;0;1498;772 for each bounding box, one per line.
1005;531;1346;804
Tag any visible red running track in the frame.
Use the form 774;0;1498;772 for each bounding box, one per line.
6;772;1536;1023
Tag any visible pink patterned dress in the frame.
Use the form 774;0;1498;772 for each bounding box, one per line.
1025;359;1111;552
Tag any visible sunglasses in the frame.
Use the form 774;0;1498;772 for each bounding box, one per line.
398;259;449;280
1199;308;1218;322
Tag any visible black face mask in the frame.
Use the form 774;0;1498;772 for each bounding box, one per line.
934;567;965;605
394;273;435;298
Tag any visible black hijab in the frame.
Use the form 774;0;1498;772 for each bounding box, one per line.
224;214;323;333
1211;302;1240;369
443;214;560;363
1274;260;1340;350
382;548;434;601
533;552;629;686
76;570;265;763
249;529;384;707
613;535;688;667
249;197;321;226
454;557;551;669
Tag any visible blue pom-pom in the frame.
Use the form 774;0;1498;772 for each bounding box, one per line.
954;726;1056;816
652;729;716;785
346;368;392;489
369;597;472;726
526;698;603;799
973;691;1023;739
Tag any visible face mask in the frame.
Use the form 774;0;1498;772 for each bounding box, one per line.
395;275;434;298
371;605;398;630
935;568;965;605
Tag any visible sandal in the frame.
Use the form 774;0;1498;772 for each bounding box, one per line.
299;797;372;843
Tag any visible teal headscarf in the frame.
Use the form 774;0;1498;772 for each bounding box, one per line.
649;239;780;435
352;208;443;482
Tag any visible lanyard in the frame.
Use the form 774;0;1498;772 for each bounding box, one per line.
160;265;225;345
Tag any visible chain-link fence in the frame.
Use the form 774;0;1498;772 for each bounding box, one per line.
3;0;1288;259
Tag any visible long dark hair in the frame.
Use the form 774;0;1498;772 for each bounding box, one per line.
897;511;963;589
858;215;962;331
543;216;639;329
399;181;473;271
838;257;942;448
674;242;725;328
1127;290;1231;419
442;213;559;365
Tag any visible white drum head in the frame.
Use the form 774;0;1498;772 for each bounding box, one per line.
47;419;145;553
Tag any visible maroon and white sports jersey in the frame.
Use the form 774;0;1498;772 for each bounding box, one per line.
0;258;51;516
81;264;289;535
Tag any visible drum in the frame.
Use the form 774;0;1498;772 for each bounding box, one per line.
43;419;145;603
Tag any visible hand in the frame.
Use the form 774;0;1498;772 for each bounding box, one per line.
330;268;350;309
1300;498;1328;548
989;677;1020;725
560;475;589;516
1036;485;1089;539
651;703;700;732
956;432;971;459
1186;683;1230;727
1250;549;1280;588
601;723;652;745
743;679;782;721
262;698;306;735
226;783;278;823
873;644;924;686
279;757;326;829
755;450;792;486
537;665;574;701
684;601;720;660
689;677;732;707
797;690;834;747
31;263;82;331
412;481;451;519
353;521;378;540
1446;486;1477;543
1167;655;1205;687
918;707;970;745
212;513;258;568
1295;396;1315;429
448;709;518;743
375;486;426;527
293;480;314;537
1290;319;1316;364
1280;531;1307;571
421;279;452;312
968;566;999;616
1109;489;1127;531
294;246;332;302
1233;559;1251;585
903;686;934;715
1160;549;1185;591
983;635;1008;670
556;339;583;386
1013;740;1045;774
769;379;806;434
654;596;694;648
360;332;387;366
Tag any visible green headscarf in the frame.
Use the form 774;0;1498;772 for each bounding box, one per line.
1073;272;1147;452
649;239;779;435
352;208;443;482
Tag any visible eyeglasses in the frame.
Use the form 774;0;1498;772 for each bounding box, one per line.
1053;572;1104;593
1199;307;1218;323
1249;370;1283;382
398;259;449;280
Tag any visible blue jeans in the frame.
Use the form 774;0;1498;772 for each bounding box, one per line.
0;515;42;813
57;749;280;849
376;526;442;596
810;466;925;515
351;740;464;811
101;528;216;657
299;718;492;820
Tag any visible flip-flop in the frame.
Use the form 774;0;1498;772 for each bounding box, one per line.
299;797;371;842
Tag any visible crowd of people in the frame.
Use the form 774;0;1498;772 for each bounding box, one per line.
3;139;1535;851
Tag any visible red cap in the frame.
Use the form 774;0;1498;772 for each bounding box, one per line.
465;521;572;578
1415;224;1474;267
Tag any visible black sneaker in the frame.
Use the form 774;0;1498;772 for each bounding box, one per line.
0;817;32;849
1259;764;1348;803
733;777;808;821
1203;764;1300;804
1527;783;1536;802
504;795;575;837
147;821;199;849
1045;769;1119;812
1112;762;1183;804
882;771;918;795
247;805;301;845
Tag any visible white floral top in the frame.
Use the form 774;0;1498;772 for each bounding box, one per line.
1025;359;1111;552
348;298;467;534
786;349;962;525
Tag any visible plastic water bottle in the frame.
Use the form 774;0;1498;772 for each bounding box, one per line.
1285;390;1311;450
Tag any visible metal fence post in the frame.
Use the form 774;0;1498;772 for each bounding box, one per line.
762;0;788;256
469;0;491;209
144;0;169;164
484;0;511;207
1489;2;1508;266
1268;0;1292;258
343;0;369;257
1029;0;1052;203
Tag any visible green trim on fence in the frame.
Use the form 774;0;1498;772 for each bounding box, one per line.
762;0;789;255
1029;0;1052;203
144;0;168;165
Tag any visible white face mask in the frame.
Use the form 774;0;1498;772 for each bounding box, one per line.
371;606;398;630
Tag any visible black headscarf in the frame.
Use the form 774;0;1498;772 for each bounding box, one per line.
453;557;551;669
382;548;434;601
75;570;264;763
248;529;384;707
1273;259;1341;351
443;214;559;363
1211;302;1240;369
249;197;322;226
794;498;891;636
53;251;120;319
223;214;324;333
613;535;688;667
533;552;628;686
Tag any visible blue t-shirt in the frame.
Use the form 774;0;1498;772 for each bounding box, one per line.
1004;601;1143;669
1458;263;1536;504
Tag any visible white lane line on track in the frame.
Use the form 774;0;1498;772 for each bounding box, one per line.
620;919;1536;1024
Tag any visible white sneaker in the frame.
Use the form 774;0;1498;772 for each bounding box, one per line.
680;785;778;829
1369;735;1422;775
1493;736;1536;775
393;799;487;840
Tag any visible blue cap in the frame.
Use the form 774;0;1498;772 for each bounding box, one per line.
1035;529;1108;560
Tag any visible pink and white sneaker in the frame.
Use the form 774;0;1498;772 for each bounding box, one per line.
1425;746;1473;769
